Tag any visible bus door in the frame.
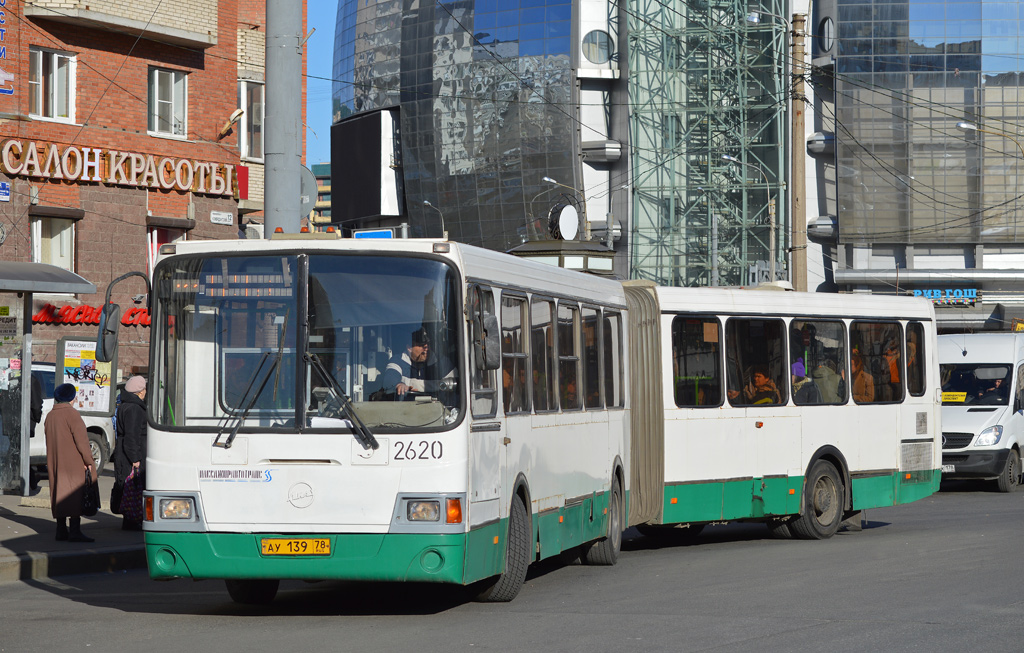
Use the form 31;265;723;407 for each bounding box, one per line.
468;285;505;528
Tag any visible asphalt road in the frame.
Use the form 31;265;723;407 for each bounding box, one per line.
3;480;1022;653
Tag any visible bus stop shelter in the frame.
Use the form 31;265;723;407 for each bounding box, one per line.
0;262;95;496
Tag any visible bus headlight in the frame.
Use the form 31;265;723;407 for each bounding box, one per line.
976;425;1003;447
159;498;195;519
407;500;440;521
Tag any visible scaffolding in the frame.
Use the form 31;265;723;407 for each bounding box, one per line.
628;0;788;286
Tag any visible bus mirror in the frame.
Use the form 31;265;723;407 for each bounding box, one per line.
476;312;500;371
95;303;122;363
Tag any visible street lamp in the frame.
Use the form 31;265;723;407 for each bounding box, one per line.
723;154;777;281
422;200;448;240
543;176;589;239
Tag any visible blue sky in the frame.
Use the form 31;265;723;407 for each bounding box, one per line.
305;0;336;166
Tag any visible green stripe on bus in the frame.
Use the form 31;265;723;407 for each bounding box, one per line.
660;470;940;524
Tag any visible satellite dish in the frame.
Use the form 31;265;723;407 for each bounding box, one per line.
549;204;579;240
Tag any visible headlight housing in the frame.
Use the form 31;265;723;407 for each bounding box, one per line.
975;425;1003;447
159;498;195;519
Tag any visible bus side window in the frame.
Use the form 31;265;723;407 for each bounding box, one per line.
790;319;846;405
603;312;624;408
725;318;787;407
531;298;556;412
469;285;497;418
582;307;601;409
906;322;925;397
851;321;904;404
558;302;581;411
672;316;722;407
501;295;530;414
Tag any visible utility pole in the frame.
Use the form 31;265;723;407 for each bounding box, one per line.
791;13;808;291
264;0;303;235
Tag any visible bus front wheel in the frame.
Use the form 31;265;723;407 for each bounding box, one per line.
790;460;844;540
475;494;530;602
225;579;280;605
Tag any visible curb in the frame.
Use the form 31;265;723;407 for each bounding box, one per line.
0;544;147;584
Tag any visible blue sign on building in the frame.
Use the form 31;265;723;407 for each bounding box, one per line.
0;181;10;202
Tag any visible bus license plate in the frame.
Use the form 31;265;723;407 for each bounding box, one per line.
261;538;331;556
941;464;955;473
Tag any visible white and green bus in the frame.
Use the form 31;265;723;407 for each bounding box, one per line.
623;283;941;539
134;236;940;604
142;236;628;604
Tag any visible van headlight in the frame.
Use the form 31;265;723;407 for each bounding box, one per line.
159;498;195;519
975;425;1003;447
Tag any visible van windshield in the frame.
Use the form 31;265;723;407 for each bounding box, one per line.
940;364;1012;406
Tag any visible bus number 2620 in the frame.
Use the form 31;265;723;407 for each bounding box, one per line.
394;440;444;460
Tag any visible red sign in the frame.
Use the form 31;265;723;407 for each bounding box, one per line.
33;304;150;327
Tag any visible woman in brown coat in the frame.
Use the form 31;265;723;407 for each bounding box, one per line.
45;383;97;542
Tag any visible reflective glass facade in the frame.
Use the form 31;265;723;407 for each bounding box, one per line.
333;0;578;251
836;0;1024;243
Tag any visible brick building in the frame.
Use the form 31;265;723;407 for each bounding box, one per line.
0;0;306;380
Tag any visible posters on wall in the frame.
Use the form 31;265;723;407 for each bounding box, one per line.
58;338;116;416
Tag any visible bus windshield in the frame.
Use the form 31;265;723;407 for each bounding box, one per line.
152;253;462;432
940;363;1012;406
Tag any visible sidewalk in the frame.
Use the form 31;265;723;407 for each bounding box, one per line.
0;469;147;583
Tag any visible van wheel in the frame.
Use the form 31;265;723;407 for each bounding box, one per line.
996;449;1021;493
87;432;108;473
476;494;530;602
225;579;279;605
583;475;623;565
790;460;844;540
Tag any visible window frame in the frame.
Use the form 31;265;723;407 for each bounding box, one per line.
500;292;531;415
28;46;76;123
238;79;265;161
789;318;849;406
849;320;905;405
148;67;188;138
530;295;558;413
468;284;498;419
725;317;788;408
671;314;724;408
556;300;582;411
31;216;76;274
603;310;625;408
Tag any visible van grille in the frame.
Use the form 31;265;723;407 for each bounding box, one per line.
942;432;974;449
943;454;969;464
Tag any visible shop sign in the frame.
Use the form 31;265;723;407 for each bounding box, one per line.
0;139;244;199
33;303;150;327
912;288;979;307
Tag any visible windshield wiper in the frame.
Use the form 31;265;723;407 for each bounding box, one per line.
213;352;280;449
305;352;379;451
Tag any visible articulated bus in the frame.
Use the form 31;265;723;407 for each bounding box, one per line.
136;236;940;604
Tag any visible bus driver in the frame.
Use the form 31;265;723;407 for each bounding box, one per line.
381;328;431;397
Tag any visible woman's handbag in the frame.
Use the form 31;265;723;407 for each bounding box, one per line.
120;468;144;522
82;470;100;517
109;480;124;515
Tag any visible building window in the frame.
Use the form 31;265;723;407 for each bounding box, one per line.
148;227;185;276
238;80;264;160
31;217;75;271
29;47;75;121
148;68;187;137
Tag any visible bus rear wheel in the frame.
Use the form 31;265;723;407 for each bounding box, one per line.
583;475;623;565
996;449;1021;493
225;579;280;605
790;460;844;540
476;494;530;602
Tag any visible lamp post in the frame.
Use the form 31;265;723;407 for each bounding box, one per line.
723;154;776;281
422;200;448;240
543;176;589;240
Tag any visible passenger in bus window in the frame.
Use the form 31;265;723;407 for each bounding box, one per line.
791;359;822;405
851;350;875;403
381;328;430;396
811;359;844;403
728;366;780;405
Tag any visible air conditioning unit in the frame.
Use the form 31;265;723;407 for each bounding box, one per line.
244;223;264;240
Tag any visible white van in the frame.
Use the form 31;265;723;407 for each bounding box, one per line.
938;333;1024;491
28;362;115;474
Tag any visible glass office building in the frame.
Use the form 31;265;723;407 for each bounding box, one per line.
820;0;1024;327
332;0;789;284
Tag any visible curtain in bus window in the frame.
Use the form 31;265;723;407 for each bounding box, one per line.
725;318;787;407
906;322;925;397
603;312;623;407
582;307;601;409
850;322;903;404
672;316;722;407
531;298;556;411
501;296;529;414
558;303;580;410
789;319;847;405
